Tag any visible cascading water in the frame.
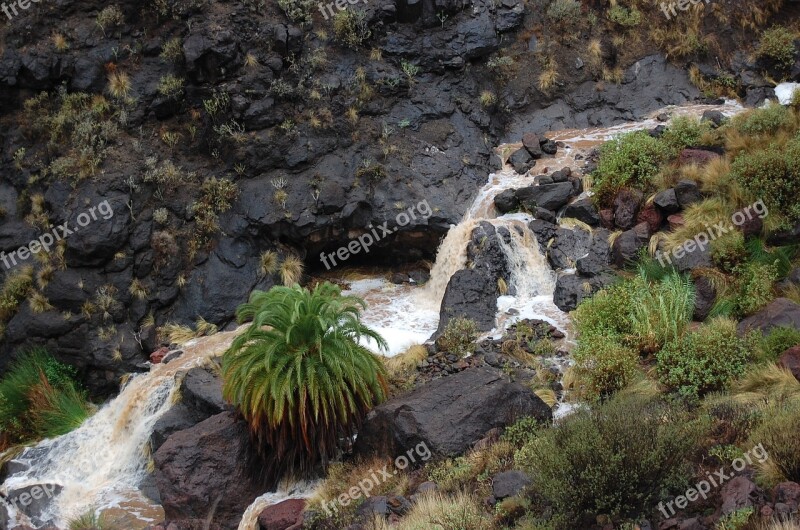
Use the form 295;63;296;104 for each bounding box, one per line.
1;102;745;530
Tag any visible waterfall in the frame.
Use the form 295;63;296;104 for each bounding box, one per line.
1;102;746;529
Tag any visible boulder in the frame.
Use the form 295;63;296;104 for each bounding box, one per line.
436;269;497;335
613;189;643;230
675;180;702;208
693;276;717;322
547;227;592;270
258;499;305;530
612;223;650;268
354;367;552;459
778;346;800;382
553;271;618;312
679;148;720;167
508;148;533;174
153;412;263;529
670;242;713;272
533;207;556;223
719;476;757;517
637;203;664;233
540;138;558;155
355;496;390;520
516;182;574;212
522;132;543;159
494;189;519;214
2;484;62;527
575;229;612;277
529;219;557;249
772;482;800;510
563;198;600;226
654;188;681;215
701;110;726;127
491;470;532;500
737;298;800;335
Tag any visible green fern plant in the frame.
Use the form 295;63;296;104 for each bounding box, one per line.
221;282;388;483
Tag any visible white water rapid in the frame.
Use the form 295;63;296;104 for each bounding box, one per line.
0;101;743;530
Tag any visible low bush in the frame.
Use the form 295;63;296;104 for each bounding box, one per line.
546;0;582;26
757;26;797;71
730;138;800;228
515;395;700;526
733;262;778;316
731;104;794;136
573;279;635;338
572;330;639;399
656;317;750;398
0;348;91;448
762;326;800;360
607;5;641;27
437;317;479;358
628;271;695;354
277;0;315;24
592;131;670;205
333;10;371;49
660;116;710;154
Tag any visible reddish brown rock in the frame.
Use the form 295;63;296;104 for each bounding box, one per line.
637;203;664;233
679;148;720;166
150;346;169;364
668;214;685;230
779;346;800;382
599;208;615;230
258;499;305;530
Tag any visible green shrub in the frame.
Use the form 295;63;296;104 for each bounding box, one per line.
276;0;315;24
656;317;750;398
592;131;670;204
731;104;793;136
573;279;635;338
332;10;371;49
96;5;123;34
0;267;34;323
515;395;700;526
546;0;582;26
757;26;797;71
0;348;91;447
762;326;800;360
730;138;800;227
750;402;800;482
437;317;479;358
607;5;641;27
734;262;778;316
711;231;747;272
660;116;710;154
573;330;639;399
502;416;544;446
157;75;185;99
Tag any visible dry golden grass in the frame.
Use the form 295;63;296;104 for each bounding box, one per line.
662;198;733;253
280;254;304;286
728;364;800;407
107;71;131;99
383;344;428;393
259;250;279;276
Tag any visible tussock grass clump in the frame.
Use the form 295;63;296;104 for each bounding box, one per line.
762;326;800;360
67;509;120;530
750;401;800;484
0;348;91;449
279;254;304;286
383;344;428;394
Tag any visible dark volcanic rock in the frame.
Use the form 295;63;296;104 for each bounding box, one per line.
508;148;533;174
492;470;532;500
738;298;800;335
522;132;543;159
613;189;643;231
547;227;592;270
494;189;519;213
154;412;262;530
553;271;617;312
675;180;702;208
563;198;600;226
611;223;650;268
354;367;552;459
654;188;681;214
693;276;717;322
516;182;574;212
529;219;557;248
436;269;497;334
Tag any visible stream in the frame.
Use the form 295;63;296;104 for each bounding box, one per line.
0;101;743;530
